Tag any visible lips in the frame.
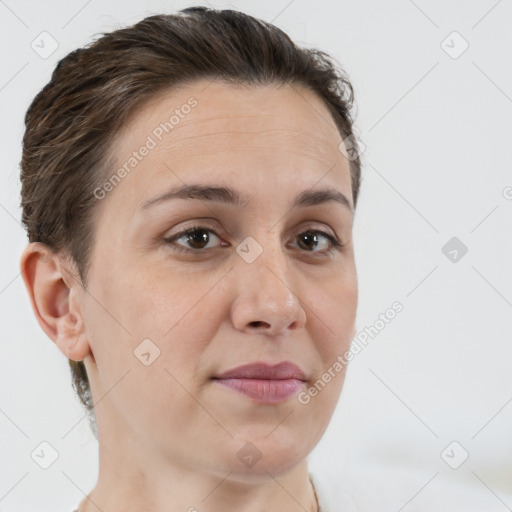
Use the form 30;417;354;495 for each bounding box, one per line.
212;362;307;403
213;361;307;381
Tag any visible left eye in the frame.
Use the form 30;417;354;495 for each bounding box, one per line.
163;226;343;254
291;229;343;252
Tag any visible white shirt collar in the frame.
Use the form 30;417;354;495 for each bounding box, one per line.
309;471;359;511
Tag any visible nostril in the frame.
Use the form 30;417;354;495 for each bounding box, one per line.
249;321;268;328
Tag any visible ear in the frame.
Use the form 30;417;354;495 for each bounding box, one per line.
19;242;92;362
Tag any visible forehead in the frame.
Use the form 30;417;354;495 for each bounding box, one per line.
105;79;352;210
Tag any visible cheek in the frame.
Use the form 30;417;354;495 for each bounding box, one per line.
86;274;222;440
113;265;211;336
124;270;224;376
311;268;358;356
90;250;227;370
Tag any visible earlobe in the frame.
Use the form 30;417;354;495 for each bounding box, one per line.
19;242;91;362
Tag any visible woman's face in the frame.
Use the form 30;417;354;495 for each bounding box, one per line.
81;80;358;479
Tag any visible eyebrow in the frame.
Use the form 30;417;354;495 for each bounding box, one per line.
141;184;353;213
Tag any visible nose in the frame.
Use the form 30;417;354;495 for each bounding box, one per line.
230;238;307;337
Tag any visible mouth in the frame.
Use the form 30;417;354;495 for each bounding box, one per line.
212;361;307;403
213;378;305;403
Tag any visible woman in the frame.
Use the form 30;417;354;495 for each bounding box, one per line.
19;6;362;511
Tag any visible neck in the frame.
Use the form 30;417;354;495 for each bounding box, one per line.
77;415;319;512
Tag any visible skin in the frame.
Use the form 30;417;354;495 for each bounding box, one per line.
20;79;358;512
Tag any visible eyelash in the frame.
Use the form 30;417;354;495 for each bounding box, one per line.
162;225;344;255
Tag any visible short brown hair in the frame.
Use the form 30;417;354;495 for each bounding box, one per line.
20;6;363;437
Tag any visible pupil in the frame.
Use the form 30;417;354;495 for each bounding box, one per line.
189;230;208;248
300;231;317;250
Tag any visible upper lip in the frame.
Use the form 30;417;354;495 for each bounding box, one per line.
213;362;307;381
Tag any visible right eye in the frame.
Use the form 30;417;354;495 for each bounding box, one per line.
163;225;228;253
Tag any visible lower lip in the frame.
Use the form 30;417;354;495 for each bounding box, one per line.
214;378;305;403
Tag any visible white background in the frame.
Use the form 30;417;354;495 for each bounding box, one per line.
1;1;511;511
